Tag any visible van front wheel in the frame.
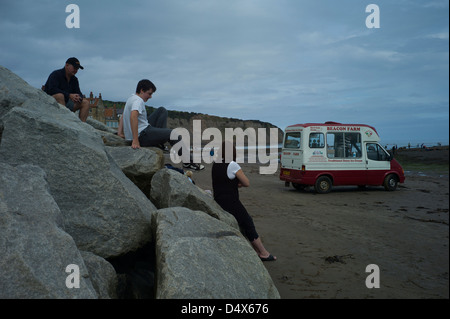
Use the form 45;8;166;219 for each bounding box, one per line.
384;174;398;191
315;176;332;194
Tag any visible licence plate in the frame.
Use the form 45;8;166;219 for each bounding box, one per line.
283;170;290;176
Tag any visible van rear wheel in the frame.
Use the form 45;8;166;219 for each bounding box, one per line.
383;174;398;191
315;176;332;194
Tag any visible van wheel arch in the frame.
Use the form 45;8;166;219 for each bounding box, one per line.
314;175;333;194
383;174;399;191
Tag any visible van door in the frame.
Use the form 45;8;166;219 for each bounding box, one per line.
365;143;390;185
281;131;302;169
326;131;365;185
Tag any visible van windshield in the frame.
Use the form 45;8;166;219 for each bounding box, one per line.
284;132;301;149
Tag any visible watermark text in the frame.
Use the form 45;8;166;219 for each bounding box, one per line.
65;4;80;29
170;120;279;174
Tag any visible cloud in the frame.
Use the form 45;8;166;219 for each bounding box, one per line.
0;0;448;146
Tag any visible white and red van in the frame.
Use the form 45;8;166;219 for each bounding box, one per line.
279;122;405;193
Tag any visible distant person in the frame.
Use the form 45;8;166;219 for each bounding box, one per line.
392;145;397;155
119;79;204;170
43;57;90;122
212;141;276;262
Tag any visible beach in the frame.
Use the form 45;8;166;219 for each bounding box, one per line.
190;147;449;299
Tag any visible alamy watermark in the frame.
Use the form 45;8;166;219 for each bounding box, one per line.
365;264;380;288
65;264;80;289
170;120;279;175
366;4;380;29
66;4;380;29
65;4;80;29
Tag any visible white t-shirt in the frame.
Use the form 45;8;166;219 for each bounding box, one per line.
123;94;148;141
227;161;241;179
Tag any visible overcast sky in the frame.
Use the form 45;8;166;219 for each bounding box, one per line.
1;0;448;146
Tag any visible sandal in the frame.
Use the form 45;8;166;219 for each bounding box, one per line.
260;254;276;262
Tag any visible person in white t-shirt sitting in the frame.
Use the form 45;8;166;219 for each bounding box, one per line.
118;79;204;170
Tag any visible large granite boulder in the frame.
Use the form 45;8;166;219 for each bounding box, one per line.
0;65;156;258
150;168;239;230
80;251;118;299
154;207;280;299
0;65;280;299
0;163;97;298
106;146;165;197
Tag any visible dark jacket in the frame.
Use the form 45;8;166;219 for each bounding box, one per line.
44;68;82;103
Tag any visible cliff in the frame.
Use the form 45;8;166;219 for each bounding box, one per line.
167;111;284;146
104;100;284;144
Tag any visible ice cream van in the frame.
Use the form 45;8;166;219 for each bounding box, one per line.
279;122;405;193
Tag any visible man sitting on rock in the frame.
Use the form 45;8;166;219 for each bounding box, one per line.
43;57;90;122
119;79;204;171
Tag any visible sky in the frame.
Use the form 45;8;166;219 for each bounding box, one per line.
1;0;448;146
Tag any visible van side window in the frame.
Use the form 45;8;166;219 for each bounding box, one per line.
309;133;324;148
326;132;362;158
367;143;389;161
284;132;301;149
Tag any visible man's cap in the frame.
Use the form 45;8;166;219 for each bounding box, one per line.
66;57;84;70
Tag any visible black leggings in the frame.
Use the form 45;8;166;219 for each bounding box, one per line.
215;196;259;242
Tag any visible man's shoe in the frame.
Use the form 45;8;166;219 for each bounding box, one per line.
183;163;205;171
193;163;205;171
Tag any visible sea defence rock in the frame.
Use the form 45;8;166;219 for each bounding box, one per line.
0;65;155;258
0;65;280;299
106;146;164;197
154;207;280;299
0;163;97;298
150;168;239;230
80;251;118;299
86;117;130;147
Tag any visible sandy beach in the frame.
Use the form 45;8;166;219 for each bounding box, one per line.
188;147;449;299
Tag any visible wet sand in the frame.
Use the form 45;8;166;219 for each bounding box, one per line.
190;147;449;299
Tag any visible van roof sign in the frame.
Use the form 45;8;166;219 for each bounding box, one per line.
286;122;378;135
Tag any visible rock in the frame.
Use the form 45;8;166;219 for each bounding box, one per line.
0;65;281;300
106;146;164;197
0;163;97;298
0;65;57;119
0;65;156;258
80;251;118;299
150;168;239;230
154;207;280;299
85;117;117;134
107;242;156;299
84;118;130;147
100;130;131;146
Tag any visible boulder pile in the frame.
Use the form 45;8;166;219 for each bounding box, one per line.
0;65;280;299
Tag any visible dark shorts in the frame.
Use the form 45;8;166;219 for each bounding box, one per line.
66;99;75;112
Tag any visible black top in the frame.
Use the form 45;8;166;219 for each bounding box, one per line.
44;68;82;103
212;162;239;201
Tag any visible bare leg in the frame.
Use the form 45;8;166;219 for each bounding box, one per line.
117;115;125;138
251;237;276;260
78;99;90;122
73;99;89;122
52;93;66;106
